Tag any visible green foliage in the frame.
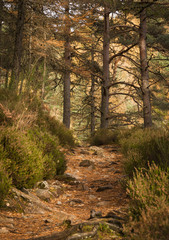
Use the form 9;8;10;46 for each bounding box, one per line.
0;89;75;148
37;112;75;147
126;163;169;218
0;168;12;207
90;129;119;146
28;128;66;179
0;128;45;189
120;128;169;177
0;126;68;191
98;223;113;233
124;164;169;240
0;88;74;202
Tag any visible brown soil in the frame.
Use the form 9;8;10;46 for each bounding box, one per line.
0;144;129;240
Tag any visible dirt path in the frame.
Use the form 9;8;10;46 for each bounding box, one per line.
63;145;128;220
0;145;129;240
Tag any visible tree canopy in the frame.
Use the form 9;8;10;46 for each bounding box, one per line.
0;0;168;138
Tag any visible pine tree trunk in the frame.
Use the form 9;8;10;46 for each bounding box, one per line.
63;0;71;129
100;4;110;129
139;7;152;128
10;0;26;90
90;48;95;135
0;0;3;83
41;31;47;99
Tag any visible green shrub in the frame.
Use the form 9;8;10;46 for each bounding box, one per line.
120;128;169;177
126;163;169;218
0;88;75;147
0;168;12;207
28;128;66;179
0;128;45;189
90;129;119;146
37;112;75;147
124;164;169;240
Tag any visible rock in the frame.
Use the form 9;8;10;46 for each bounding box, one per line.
79;160;94;167
63;173;80;182
6;224;15;229
36;181;49;189
35;189;53;202
44;219;53;224
77;182;89;191
89;146;104;157
88;165;95;171
89;209;102;219
97;201;111;207
0;216;14;224
11;188;77;221
50;185;63;197
89;195;97;200
104;211;125;221
80;150;89;155
56;201;62;205
0;227;9;234
68;199;84;206
52;180;62;186
96;185;113;192
22;188;30;194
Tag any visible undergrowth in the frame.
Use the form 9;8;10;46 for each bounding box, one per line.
119;127;169;240
89;128;119;146
0;88;75;205
120;128;169;177
124;163;169;240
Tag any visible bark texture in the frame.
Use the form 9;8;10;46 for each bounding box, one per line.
11;0;26;90
139;7;152;128
63;0;71;129
100;4;110;129
90;47;96;135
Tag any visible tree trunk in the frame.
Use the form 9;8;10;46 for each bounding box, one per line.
10;0;26;90
100;4;110;129
0;0;3;83
63;0;71;129
139;6;152;128
90;47;95;136
41;30;47;99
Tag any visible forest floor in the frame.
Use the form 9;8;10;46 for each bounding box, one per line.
0;144;129;240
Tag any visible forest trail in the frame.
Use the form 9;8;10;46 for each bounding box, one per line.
0;145;129;240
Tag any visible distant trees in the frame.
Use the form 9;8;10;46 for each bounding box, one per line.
10;0;26;90
0;0;168;135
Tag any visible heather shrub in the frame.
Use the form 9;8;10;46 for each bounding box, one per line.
37;112;75;147
0;88;75;148
0;144;12;206
90;129;119;146
0;128;45;189
28;128;66;179
124;163;169;240
0;168;12;207
120;128;169;177
126;163;169;218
